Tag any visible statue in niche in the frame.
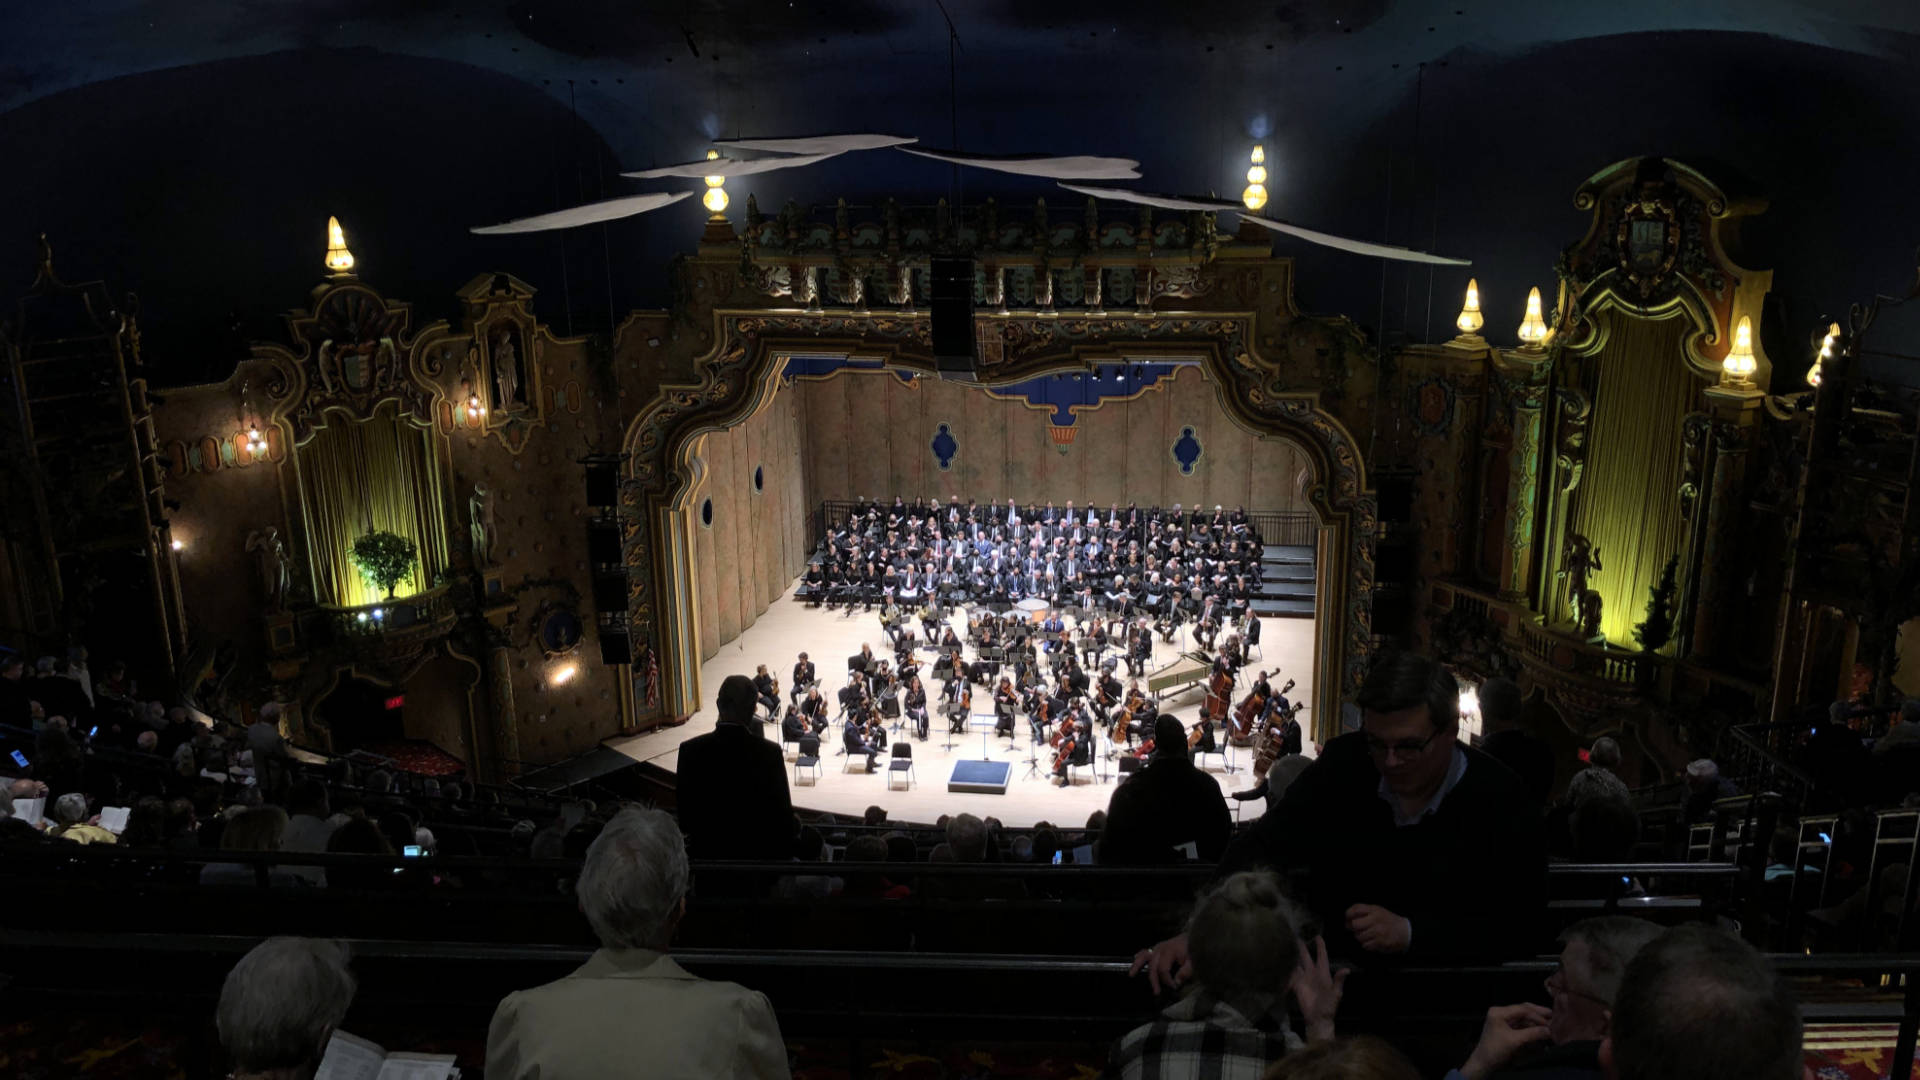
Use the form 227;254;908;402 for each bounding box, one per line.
490;327;524;412
469;482;498;567
245;527;291;613
1559;532;1603;635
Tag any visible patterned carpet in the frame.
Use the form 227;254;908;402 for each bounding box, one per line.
1805;1024;1920;1080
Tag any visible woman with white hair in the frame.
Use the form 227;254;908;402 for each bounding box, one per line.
48;792;116;845
1109;871;1343;1079
485;806;789;1079
217;937;356;1080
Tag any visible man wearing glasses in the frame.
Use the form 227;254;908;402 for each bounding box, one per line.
1134;651;1546;991
1446;917;1663;1079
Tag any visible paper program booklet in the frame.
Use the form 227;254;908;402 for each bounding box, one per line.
315;1030;460;1080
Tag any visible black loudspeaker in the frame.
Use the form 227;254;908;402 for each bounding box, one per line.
930;257;977;381
584;461;620;508
597;624;632;665
587;521;623;566
592;571;628;613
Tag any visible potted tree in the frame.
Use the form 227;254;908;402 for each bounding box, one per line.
351;530;418;601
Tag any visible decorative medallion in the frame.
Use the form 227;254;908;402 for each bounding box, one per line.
1172;426;1204;476
1616;195;1680;300
1410;377;1457;436
931;422;958;471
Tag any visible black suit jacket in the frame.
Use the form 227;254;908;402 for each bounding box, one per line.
675;722;792;862
1219;732;1545;963
1099;755;1231;866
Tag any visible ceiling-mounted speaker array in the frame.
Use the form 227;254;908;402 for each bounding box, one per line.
581;454;633;666
930;257;978;382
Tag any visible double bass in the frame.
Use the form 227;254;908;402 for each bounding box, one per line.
1227;679;1269;747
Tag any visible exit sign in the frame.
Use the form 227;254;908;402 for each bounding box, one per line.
384;695;406;711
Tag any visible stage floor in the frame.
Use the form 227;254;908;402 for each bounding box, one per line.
605;580;1316;829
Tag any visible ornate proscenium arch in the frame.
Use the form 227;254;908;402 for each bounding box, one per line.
621;305;1377;735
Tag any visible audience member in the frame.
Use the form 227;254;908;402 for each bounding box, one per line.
1263;1037;1421;1080
1140;652;1545;991
325;818;397;890
1600;925;1802;1080
48;792;116;844
1109;872;1342;1079
202;806;304;887
485;806;789;1078
1100;715;1232;865
1445;917;1662;1079
675;674;793;862
1477;677;1523;735
216;937;356;1080
1681;759;1738;824
842;834;911;899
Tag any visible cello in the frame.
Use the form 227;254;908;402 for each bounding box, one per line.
1050;714;1078;773
1203;661;1233;730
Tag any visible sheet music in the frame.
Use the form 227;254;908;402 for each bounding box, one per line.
13;797;44;827
316;1032;459;1080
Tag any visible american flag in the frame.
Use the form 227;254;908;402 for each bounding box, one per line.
642;645;660;711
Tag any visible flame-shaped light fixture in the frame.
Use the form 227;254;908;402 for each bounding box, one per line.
1722;315;1758;387
324;216;355;274
701;149;729;216
1242;145;1268;212
245;425;267;459
1516;286;1549;347
1808;321;1839;388
1456;278;1485;335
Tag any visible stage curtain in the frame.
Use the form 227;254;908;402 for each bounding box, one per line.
294;405;451;607
1567;310;1705;644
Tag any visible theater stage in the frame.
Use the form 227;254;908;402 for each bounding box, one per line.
605;579;1314;829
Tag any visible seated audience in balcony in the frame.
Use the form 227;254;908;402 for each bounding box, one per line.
921;812;1025;899
1099;715;1232;866
281;779;336;885
1681;759;1738;824
117;796;168;848
841;834;911;899
1599;925;1802;1080
202;805;308;887
676;674;793;862
216;937;357;1080
1139;652;1545;990
324;818;398;890
486;806;789;1079
1443;917;1662;1080
48;791;116;845
1263;1036;1421;1080
1110;872;1342;1079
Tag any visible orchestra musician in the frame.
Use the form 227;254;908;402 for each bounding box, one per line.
842;710;882;772
837;672;867;718
993;676;1019;739
1050;709;1092;787
1090;667;1123;729
903;674;929;741
1188;713;1219;756
751;665;780;718
791;652;816;706
797;685;829;736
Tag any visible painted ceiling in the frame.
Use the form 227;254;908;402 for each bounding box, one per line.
2;1;1917;384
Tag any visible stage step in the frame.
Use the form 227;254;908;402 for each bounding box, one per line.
1256;581;1317;599
1261;562;1315;584
1250;598;1317;618
1261;544;1314;565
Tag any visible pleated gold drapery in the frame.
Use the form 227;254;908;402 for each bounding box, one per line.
1566;311;1706;645
294;405;451;608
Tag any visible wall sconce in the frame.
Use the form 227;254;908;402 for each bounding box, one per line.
460;379;487;424
1241;145;1268;212
1721;315;1757;388
245;426;268;459
324;216;356;275
701;150;729;216
1516;286;1550;349
170;538;185;552
1807;321;1839;388
549;661;579;687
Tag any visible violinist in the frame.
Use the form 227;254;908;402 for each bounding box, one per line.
837;673;867;718
842;710;882;772
791;652;816;706
904;674;930;740
943;676;968;735
1218;631;1245;673
751;665;780;718
797;685;829;736
1091;667;1123;729
993;676;1019;739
